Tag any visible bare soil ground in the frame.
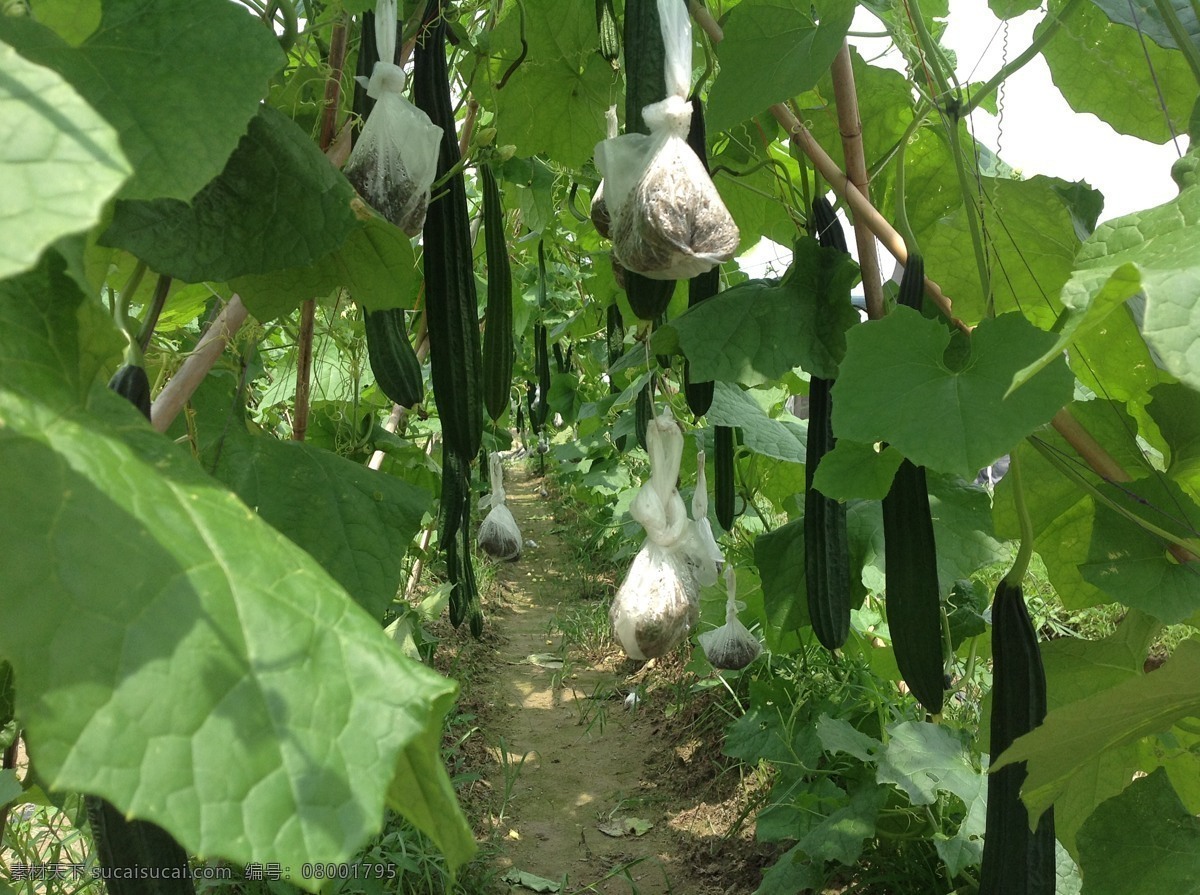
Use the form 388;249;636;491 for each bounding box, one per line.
437;464;778;895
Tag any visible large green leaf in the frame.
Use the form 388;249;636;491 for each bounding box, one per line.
1148;382;1200;496
707;0;857;132
1011;154;1200;394
1039;0;1197;143
1076;768;1200;895
916;174;1087;326
812;440;905;501
1078;477;1200;623
0;40;130;280
831;309;1074;479
876;721;982;806
754;517;810;640
234;214;421;321
203;421;432;623
0;0;283;202
1041;610;1160;711
805;48;917;181
994;638;1200;827
476;1;611;171
0;257;474;885
660;243;859;386
103;106;358;283
708;382;808;463
796;784;885;865
1033;611;1160;854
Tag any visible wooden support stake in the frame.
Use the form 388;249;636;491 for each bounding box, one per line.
830;44;887;321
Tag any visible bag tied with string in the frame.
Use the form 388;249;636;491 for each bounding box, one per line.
699;566;762;670
478;452;522;561
344;0;442;235
611;407;700;660
593;0;738;280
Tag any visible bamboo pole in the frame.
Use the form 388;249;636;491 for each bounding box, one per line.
151;296;251;433
769;102;963;330
830;43;886;321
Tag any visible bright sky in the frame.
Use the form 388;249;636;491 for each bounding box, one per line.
741;0;1184;278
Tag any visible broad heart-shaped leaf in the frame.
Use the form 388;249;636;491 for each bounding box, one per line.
1148;382;1200;496
1039;0;1197;143
796;784;886;866
754;517;811;640
708;381;808;463
203;419;433;623
234;213;421;321
103;106;359;284
0;0;282;202
994;639;1200;827
1041;610;1160;712
1031;611;1161;855
925;472;1011;589
0;40;130;281
474;0;610;170
706;0;856;132
1076;768;1200;895
661;242;859;385
831;309;1074;479
989;0;1042;17
916;173;1087;326
876;721;982;807
1079;477;1200;624
0;258;474;886
1011;153;1200;394
812;440;904;501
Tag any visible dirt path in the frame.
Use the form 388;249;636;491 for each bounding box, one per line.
466;463;759;895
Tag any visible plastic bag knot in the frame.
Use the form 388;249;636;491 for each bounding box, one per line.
368;61;407;98
643;95;692;138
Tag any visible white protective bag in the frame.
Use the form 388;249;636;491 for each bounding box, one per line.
611;408;699;659
683;448;723;588
699;566;762;670
477;452;522;561
344;0;442;235
590;104;620;239
593;0;738;280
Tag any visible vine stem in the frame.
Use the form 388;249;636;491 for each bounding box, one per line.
905;0;992;310
137;275;172;353
294;17;350;443
150;296;251;433
830;42;886;320
769;103;965;330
